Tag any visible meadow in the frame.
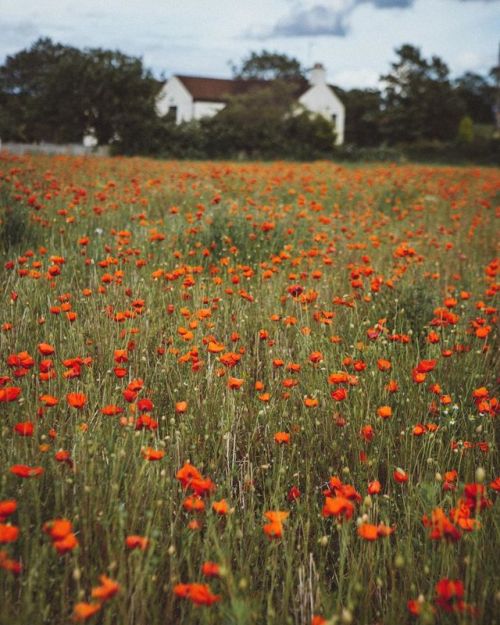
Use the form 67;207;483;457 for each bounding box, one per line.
0;153;498;625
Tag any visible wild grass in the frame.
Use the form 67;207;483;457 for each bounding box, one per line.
0;153;498;625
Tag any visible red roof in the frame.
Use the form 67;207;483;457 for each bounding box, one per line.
175;75;307;102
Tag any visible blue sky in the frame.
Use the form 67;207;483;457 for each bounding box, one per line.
0;0;499;88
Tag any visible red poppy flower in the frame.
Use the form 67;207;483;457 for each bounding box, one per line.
10;464;44;478
66;392;86;409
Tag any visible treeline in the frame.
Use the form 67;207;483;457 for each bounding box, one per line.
0;39;498;162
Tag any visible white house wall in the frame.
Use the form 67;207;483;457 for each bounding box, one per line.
193;101;226;120
298;84;345;145
156;76;194;123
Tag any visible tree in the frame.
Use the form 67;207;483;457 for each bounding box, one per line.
231;50;305;81
337;87;383;146
380;44;465;144
0;37;162;151
203;81;335;159
79;48;161;150
454;72;494;125
0;38;87;142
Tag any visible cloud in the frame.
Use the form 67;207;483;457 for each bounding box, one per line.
255;0;498;39
273;4;349;37
370;0;413;6
258;1;415;39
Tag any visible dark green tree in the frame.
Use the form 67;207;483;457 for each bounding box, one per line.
0;37;162;151
203;81;335;159
0;38;87;142
454;72;494;125
231;50;305;81
79;48;161;150
380;44;465;143
337;87;383;146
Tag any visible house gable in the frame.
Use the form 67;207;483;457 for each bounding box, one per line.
298;83;345;145
156;76;193;123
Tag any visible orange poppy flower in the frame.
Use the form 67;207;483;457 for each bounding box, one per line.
91;575;120;602
227;377;244;389
0;500;17;521
72;602;101;621
67;392;87;409
101;404;123;416
10;464;44;478
434;578;464;612
309;351;323;363
393;468;408;484
376;523;395;537
212;499;229;515
176;462;202;486
0;524;19;543
219;352;241;367
207;341;225;353
125;535;149;551
14;421;34;436
173;582;221;606
38;343;55;355
386;380;399;393
39;394;58;406
331;388;348;401
274;432;290;444
142;447;165;461
361;425;374;442
357;523;378;541
377;358;391;371
328;372;348;385
322;496;355;521
183;496;205;512
201;561;221;578
377;406;392;419
263;511;289;539
53;532;79;554
304;397;319;408
43;518;72;540
0;387;22;402
0;550;22;575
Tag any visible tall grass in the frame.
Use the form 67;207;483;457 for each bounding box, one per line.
0;154;498;625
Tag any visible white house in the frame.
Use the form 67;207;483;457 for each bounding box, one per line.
156;63;345;144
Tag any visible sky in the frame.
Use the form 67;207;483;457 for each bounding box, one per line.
0;0;499;89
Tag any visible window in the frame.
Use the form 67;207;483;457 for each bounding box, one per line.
331;114;337;128
167;106;177;121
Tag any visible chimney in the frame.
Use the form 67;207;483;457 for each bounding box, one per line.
309;62;326;86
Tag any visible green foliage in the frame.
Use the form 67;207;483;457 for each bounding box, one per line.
0;188;39;253
337;87;383;147
380;44;465;144
1;39;497;162
0;37;162;151
231;50;305;81
333;137;500;165
0;38;87;143
201;82;336;160
80;48;161;149
454;72;495;125
457;115;474;144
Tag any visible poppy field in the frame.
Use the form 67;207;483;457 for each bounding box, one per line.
0;153;498;625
